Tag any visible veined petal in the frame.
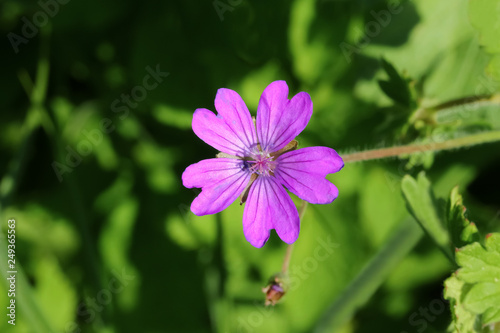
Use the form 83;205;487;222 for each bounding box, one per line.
192;88;257;156
182;158;250;215
243;177;300;248
275;147;344;204
214;88;258;150
256;81;313;153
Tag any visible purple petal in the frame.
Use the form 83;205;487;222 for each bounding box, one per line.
243;177;299;248
182;158;250;215
274;147;344;204
192;88;257;156
256;81;313;153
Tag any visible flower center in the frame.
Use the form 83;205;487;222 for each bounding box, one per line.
242;151;276;177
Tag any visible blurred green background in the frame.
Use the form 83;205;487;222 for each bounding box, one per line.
1;0;499;332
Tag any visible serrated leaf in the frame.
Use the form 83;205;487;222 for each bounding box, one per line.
401;172;453;261
444;274;480;333
487;233;500;253
378;58;412;107
455;233;500;326
447;186;481;248
456;234;500;284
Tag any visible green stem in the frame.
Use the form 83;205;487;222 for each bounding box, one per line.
341;130;500;163
410;93;500;125
427;93;500;113
313;218;424;332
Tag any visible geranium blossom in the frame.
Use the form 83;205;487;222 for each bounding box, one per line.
182;81;343;248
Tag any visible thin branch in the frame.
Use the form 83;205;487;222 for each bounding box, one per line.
341;130;500;163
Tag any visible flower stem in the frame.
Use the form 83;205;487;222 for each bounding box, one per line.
341;130;500;163
282;200;308;274
426;93;500;113
409;93;500;125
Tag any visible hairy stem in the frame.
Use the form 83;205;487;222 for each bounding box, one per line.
427;93;500;113
410;93;500;125
341;130;500;163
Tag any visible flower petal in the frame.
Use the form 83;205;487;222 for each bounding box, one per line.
274;147;344;204
182;158;250;215
192;88;257;156
243;177;300;248
256;81;313;153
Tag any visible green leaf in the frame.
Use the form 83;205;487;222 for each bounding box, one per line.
401;172;453;262
446;186;481;248
378;58;412;107
464;283;500;314
468;0;500;54
456;234;500;284
0;235;57;333
486;56;500;83
456;233;500;326
468;0;500;82
444;274;480;333
483;307;500;328
34;257;78;332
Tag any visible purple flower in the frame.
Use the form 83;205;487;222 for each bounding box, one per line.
182;81;343;248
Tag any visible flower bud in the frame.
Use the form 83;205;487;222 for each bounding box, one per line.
262;274;287;306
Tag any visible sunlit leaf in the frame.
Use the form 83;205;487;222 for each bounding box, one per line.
401;172;453;261
446;186;481;248
444;274;480;333
456;234;500;326
468;0;500;82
